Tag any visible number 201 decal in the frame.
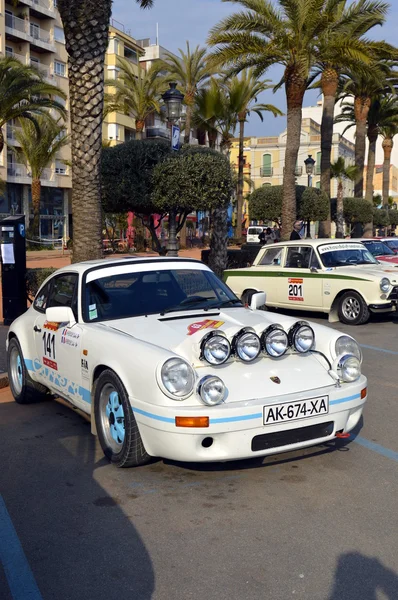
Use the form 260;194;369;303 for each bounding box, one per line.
288;278;304;302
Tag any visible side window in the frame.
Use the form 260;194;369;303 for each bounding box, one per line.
34;281;52;313
310;250;321;269
259;247;283;266
47;274;78;319
285;247;312;269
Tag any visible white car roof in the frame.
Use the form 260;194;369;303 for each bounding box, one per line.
54;256;206;276
260;238;366;248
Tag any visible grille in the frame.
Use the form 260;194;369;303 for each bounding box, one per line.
251;421;334;452
388;286;398;301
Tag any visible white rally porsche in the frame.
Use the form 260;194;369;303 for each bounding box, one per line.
7;257;367;467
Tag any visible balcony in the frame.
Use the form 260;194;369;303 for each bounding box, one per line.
31;0;56;19
5;50;28;64
7;163;57;185
5;14;55;52
283;166;303;176
260;167;273;177
30;60;54;80
6;124;22;144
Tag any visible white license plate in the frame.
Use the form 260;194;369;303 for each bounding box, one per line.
263;396;329;425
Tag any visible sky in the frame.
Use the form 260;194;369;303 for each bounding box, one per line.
111;0;398;138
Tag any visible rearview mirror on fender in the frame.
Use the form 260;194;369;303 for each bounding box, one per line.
250;292;266;310
45;306;76;327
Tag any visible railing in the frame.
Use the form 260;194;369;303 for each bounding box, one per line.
5;14;27;34
6;124;22;141
30;60;50;77
5;51;27;63
7;163;28;178
30;25;52;44
32;0;53;10
5;14;53;45
260;167;273;177
283;166;303;176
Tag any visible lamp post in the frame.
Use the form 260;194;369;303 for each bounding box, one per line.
304;154;316;238
161;82;184;257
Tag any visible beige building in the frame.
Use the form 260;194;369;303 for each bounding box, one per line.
0;0;71;240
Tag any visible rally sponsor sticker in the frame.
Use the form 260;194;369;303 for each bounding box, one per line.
187;319;224;336
318;243;364;254
43;357;58;370
288;278;304;302
61;328;80;348
44;321;60;331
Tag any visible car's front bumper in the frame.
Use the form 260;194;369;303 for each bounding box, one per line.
131;376;368;462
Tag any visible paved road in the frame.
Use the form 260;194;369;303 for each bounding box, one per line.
1;312;398;600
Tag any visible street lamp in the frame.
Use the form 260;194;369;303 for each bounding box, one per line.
161;82;184;256
304;155;316;238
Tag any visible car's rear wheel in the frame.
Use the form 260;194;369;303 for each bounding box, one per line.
338;291;370;325
94;369;150;468
7;337;49;403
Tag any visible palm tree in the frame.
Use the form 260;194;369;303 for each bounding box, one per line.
380;123;398;207
13;116;69;238
159;42;212;145
227;71;282;239
315;0;390;237
56;0;154;262
194;79;231;149
105;60;166;140
0;56;66;157
330;157;358;238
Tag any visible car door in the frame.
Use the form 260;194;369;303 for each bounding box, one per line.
277;245;323;309
33;273;86;409
252;245;286;305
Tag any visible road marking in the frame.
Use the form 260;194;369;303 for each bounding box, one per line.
361;344;398;356
0;495;43;600
354;436;398;463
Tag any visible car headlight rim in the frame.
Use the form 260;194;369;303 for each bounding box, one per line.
289;321;315;354
335;335;362;363
380;277;390;293
200;331;231;365
197;375;227;406
232;328;261;362
338;354;361;383
261;324;289;357
159;357;195;400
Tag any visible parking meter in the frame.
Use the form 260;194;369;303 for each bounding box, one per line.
0;216;27;325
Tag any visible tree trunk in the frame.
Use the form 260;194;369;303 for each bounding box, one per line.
167;208;178;256
184;105;192;145
57;0;112;263
0;127;4;157
382;137;393;207
282;69;306;241
319;68;339;238
354;95;371;198
363;124;378;238
136;120;145;140
31;178;41;239
208;204;228;279
235;115;245;241
336;180;344;238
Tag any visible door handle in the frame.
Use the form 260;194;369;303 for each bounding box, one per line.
33;325;41;333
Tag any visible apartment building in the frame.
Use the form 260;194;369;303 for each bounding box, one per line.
364;164;398;201
103;19;145;146
0;0;71;240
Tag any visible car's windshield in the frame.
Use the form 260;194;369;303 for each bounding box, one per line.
84;268;241;321
385;239;398;252
362;240;395;256
318;243;378;267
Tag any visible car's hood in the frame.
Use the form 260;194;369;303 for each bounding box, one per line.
377;255;398;266
331;265;398;283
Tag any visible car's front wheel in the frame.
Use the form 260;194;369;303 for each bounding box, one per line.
94;369;150;468
338;291;370;325
7;337;49;403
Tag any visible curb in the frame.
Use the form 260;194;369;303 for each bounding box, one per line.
0;372;9;389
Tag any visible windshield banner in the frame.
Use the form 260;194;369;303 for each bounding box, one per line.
318;243;365;254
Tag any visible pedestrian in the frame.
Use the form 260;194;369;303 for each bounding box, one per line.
258;228;266;244
264;227;275;244
290;220;303;241
273;225;280;242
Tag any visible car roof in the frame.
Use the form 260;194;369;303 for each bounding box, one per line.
54;256;205;276
260;238;366;248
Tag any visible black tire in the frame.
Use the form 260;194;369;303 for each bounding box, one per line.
94;369;150;468
7;337;50;404
337;291;370;325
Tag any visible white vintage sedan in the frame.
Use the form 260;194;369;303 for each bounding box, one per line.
224;239;398;325
7;257;367;467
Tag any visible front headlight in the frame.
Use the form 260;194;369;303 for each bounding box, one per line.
335;335;362;362
201;333;231;365
233;329;261;362
338;354;361;382
289;322;315;353
261;325;288;357
380;277;390;293
160;358;195;399
198;375;226;406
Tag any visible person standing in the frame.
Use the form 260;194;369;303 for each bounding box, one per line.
290;220;303;241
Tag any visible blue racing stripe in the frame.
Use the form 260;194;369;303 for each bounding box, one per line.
132;407;175;424
0;494;43;600
24;359;34;371
361;344;398;356
330;393;361;406
210;413;262;424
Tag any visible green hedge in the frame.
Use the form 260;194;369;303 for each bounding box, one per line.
26;268;56;300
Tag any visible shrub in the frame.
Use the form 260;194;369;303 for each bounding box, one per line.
202;246;260;270
26;268;56;301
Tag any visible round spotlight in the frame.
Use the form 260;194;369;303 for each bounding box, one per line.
261;325;288;357
198;375;227;406
233;329;261;362
201;332;231;365
289;322;315;353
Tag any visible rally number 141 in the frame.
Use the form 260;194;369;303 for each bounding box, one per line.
42;332;55;359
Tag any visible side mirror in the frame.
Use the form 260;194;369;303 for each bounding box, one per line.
45;306;76;327
310;266;318;273
250;291;266;310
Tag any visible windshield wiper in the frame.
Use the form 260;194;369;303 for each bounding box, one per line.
207;299;242;309
161;297;211;315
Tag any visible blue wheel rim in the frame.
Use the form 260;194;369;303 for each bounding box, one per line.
105;390;125;445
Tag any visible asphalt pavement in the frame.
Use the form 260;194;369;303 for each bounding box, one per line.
0;311;398;600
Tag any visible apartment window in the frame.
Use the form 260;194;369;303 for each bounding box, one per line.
262;153;272;177
53;0;58;7
55;160;67;175
5;10;13;29
111;38;120;55
54;26;65;43
5;46;14;56
54;61;66;77
125;128;136;142
108;123;120;141
30;23;40;40
316;151;321;175
124;46;138;63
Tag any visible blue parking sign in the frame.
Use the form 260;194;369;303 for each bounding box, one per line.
172;125;180;151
